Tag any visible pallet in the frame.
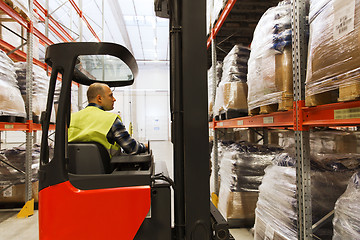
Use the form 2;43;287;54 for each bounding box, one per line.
219;109;248;120
0;115;26;123
249;96;293;116
1;0;30;22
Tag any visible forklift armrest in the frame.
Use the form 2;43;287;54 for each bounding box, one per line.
68;171;151;190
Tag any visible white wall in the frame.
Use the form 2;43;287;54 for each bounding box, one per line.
112;61;170;141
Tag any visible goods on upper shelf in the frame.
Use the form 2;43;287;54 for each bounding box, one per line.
254;152;355;240
214;140;282;227
333;172;360;240
208;61;223;118
0;144;45;203
206;0;227;34
2;0;30;21
15;62;55;122
247;1;293;115
54;81;80;114
0;50;26;119
306;0;360;106
213;45;249;120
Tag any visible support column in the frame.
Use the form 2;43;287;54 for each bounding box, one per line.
292;0;312;239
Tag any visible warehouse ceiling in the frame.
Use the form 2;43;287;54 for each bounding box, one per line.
207;0;282;68
36;0;282;64
37;0;169;61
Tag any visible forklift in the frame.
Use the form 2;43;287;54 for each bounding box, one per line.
39;1;231;239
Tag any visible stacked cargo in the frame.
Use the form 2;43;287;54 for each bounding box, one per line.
0;50;26;120
333;172;360;240
213;45;250;119
15;62;56;122
216;141;282;227
306;0;360;106
54;81;80;113
247;1;293;115
208;61;223;119
254;130;360;239
0;145;44;203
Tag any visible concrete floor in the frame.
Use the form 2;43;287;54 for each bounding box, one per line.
0;141;254;239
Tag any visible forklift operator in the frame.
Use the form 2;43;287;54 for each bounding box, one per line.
68;82;147;157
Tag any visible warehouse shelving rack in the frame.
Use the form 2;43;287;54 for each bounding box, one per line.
0;0;100;215
208;0;360;239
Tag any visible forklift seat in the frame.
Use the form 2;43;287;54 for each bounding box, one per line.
68;142;113;174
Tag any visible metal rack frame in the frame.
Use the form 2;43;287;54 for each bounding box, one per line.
208;0;360;239
0;0;99;212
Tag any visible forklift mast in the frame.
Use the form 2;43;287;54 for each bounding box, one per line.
156;0;212;239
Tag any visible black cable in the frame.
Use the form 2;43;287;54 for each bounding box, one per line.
151;172;176;190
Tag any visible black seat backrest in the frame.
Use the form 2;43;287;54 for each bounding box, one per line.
68;142;112;174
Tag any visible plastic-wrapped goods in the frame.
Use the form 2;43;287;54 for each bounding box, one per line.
213;45;250;117
54;81;80;114
221;45;250;83
306;0;360;106
0;50;26;118
247;1;293;112
15;62;52;118
0;145;43;203
254;153;355;240
310;130;360;171
206;0;225;33
217;141;282;226
333;172;360;240
213;81;248;117
208;61;223;116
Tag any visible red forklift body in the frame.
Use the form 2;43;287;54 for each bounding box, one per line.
39;181;150;240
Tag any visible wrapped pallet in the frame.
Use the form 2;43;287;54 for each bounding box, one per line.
247;1;293;115
333;172;360;240
216;141;282;227
0;145;45;203
208;61;223;117
15;62;56;122
213;45;250;119
254;153;356;240
0;50;26;119
306;0;360;106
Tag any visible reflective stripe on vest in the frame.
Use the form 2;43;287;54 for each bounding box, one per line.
68;106;120;156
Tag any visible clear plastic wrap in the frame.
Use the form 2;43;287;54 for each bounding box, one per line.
221;45;250;83
0;50;26;118
0;145;41;185
333;172;360;240
216;141;282;222
213;81;248;116
247;2;293;110
306;0;360;100
213;44;250;116
208;61;223;115
15;62;57;121
254;153;355;240
15;62;50;116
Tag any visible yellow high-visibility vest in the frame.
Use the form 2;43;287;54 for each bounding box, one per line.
68;106;121;156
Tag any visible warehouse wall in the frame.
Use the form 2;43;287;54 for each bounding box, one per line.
113;61;170;141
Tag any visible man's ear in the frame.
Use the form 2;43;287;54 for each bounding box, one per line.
96;94;102;103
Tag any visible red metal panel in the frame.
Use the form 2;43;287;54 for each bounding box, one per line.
207;0;237;49
39;181;151;240
303;101;360;126
215;110;293;128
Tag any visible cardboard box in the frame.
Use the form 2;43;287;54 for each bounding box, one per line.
0;181;39;203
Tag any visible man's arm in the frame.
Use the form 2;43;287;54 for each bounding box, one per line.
107;118;147;154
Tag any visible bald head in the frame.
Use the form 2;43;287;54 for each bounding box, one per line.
87;83;116;111
87;83;107;102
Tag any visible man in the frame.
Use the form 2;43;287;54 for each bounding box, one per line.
68;82;147;156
